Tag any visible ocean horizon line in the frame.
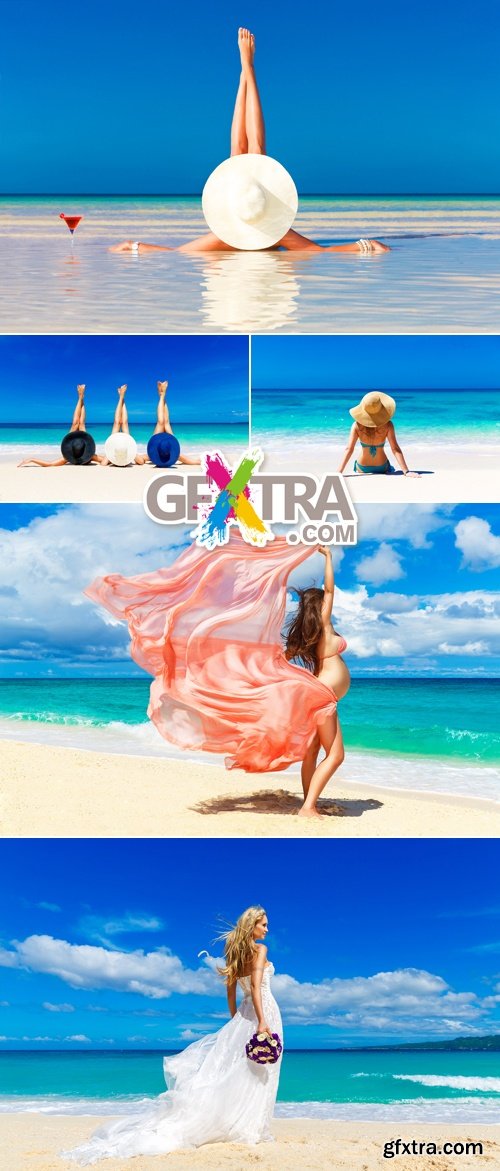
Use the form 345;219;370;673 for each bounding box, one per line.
1;1044;493;1054
2;191;500;199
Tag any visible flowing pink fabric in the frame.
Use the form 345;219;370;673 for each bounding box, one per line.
85;533;336;772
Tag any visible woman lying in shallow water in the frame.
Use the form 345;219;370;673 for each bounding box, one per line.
112;29;390;257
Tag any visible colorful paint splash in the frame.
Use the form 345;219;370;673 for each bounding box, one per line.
191;449;273;550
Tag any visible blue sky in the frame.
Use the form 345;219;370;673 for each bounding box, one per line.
0;838;499;1049
0;503;499;678
252;335;500;390
1;0;499;194
0;336;249;425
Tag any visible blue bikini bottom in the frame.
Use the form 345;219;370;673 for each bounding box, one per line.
354;459;394;474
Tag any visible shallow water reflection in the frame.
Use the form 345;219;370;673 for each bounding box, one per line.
1;196;499;333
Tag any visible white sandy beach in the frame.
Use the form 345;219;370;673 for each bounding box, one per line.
0;461;206;506
1;739;498;839
2;445;498;504
2;1115;498;1171
250;444;500;504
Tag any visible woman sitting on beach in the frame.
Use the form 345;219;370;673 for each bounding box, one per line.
337;392;420;477
285;546;350;818
66;905;283;1164
18;385;104;468
112;29;389;256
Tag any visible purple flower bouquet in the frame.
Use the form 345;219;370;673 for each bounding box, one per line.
245;1032;283;1065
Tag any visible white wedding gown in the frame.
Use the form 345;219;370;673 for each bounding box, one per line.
66;964;283;1164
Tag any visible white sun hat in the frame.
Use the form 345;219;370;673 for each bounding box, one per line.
202;154;298;250
104;432;137;466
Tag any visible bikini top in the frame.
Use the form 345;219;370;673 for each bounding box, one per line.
359;440;386;457
320;634;347;661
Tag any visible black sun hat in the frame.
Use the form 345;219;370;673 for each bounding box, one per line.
60;430;96;465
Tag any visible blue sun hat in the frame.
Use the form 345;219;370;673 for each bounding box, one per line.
147;433;181;467
60;430;96;465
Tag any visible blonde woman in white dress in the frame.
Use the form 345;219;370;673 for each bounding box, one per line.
66;906;283;1164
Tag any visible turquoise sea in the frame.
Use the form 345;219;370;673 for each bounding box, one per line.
0;1050;499;1122
251;387;500;449
1;196;499;334
1;678;499;801
0;421;248;464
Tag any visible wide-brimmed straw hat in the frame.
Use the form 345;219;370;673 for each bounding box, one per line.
202;154;298;250
349;392;397;428
147;433;181;467
60;430;96;464
104;432;137;466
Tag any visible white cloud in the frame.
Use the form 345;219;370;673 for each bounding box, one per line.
272;967;483;1034
370;593;418;613
355;543;405;586
357;505;448;549
43;1002;75;1013
0;507;189;665
79;913;165;948
330;586;500;662
0;935;219;1000
439;641;487;656
65;1035;91;1043
455;517;500;572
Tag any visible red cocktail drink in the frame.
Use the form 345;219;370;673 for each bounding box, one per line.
59;213;82;234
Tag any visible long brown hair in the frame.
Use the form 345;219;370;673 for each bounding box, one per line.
285;588;324;675
216;905;267;986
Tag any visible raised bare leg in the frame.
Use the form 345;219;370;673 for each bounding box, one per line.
154;381;168;434
298;715;345;818
120;400;130;435
70;384;86;432
111;384;127;434
239;28;265;154
231;59;248;156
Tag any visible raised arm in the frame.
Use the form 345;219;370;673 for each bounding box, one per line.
226;980;237;1019
319;545;334;625
337;422;358;473
251;945;270;1035
386;422;420;478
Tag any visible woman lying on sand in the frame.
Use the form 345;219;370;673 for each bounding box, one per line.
137;381;201;467
18;383;201;469
112;29;390;256
338;392;421;477
18;385;103;467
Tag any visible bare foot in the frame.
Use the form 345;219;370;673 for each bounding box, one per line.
117;384;127;397
157;381;168;396
363;240;390;253
238;27;255;71
77;384;85;398
297;807;323;819
109;240;135;252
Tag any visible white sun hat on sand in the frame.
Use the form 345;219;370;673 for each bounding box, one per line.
202;154;298;250
104;433;137;466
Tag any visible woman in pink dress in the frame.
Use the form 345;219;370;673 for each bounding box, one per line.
86;534;348;815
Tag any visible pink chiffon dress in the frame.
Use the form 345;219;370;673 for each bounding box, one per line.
85;532;336;772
